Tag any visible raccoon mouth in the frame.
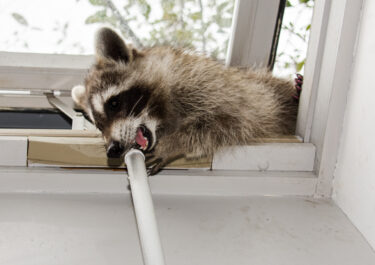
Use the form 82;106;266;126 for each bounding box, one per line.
134;125;152;152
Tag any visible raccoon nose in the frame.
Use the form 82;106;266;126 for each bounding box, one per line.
106;141;125;158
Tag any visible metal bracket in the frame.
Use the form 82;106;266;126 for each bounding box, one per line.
45;93;96;130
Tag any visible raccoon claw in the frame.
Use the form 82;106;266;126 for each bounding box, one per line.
147;163;163;176
294;74;304;102
147;164;163;176
146;157;164;176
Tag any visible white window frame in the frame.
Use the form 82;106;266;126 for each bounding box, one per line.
0;0;364;197
301;0;364;197
226;0;282;68
0;52;92;109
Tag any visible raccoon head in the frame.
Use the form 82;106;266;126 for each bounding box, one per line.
72;28;164;158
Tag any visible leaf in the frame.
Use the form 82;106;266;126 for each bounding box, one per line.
137;0;151;20
296;59;305;72
217;2;229;12
85;10;109;24
189;12;202;21
161;0;174;13
286;1;292;7
162;11;178;22
306;24;311;31
11;13;28;26
89;0;106;6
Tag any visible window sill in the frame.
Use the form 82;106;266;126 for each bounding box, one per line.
0;132;314;172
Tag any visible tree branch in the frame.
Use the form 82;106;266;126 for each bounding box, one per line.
198;0;206;53
179;0;185;29
103;0;144;48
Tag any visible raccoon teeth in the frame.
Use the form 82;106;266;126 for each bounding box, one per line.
142;140;149;150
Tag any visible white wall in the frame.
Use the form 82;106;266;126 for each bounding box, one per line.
333;0;375;250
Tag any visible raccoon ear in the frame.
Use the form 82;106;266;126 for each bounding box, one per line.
95;27;131;63
71;85;88;110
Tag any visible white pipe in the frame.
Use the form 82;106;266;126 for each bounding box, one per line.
125;149;166;265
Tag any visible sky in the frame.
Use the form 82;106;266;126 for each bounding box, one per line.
0;0;112;54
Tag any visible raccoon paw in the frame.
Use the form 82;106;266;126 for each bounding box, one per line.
146;157;164;176
148;164;163;176
145;154;183;176
293;73;303;102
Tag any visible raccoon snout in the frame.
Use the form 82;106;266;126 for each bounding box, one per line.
106;141;125;158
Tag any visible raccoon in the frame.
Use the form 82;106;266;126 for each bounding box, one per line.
72;27;299;175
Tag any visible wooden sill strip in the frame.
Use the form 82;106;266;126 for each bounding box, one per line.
0;129;301;169
26;136;211;169
0;129;301;142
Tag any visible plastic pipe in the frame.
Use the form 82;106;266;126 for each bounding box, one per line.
125;149;166;265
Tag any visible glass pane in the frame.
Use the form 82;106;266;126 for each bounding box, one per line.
0;0;234;60
274;0;314;77
0;110;72;129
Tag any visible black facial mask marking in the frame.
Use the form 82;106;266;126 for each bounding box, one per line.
89;84;152;132
105;84;151;118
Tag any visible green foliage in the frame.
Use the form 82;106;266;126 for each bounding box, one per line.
89;0;106;6
275;0;314;76
85;9;119;27
85;10;107;24
82;0;311;70
189;12;202;21
85;0;235;60
11;13;28;26
296;59;305;72
217;2;229;12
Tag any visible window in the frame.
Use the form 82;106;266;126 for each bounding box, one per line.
0;0;316;174
274;0;314;77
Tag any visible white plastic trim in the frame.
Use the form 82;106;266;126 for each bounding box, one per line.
0;167;317;196
310;0;364;197
226;0;280;68
295;0;331;141
0;136;28;166
213;143;315;171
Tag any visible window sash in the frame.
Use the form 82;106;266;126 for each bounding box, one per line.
226;0;282;68
0;52;92;92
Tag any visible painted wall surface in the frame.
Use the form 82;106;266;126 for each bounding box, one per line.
333;0;375;251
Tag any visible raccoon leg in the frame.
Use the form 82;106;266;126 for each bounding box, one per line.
146;154;184;176
144;152;156;161
146;157;163;176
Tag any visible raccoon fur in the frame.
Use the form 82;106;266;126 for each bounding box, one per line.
72;28;299;175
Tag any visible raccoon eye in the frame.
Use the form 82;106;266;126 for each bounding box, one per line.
108;97;121;111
